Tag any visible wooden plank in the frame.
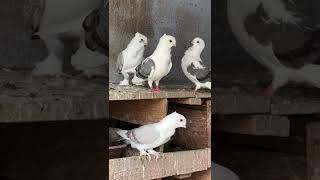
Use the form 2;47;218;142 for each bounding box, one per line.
271;97;320;115
169;103;210;149
109;148;211;180
109;84;210;101
110;99;168;125
170;98;203;105
215;132;306;155
214;115;290;137
307;122;320;180
173;169;211;180
215;94;270;114
0;96;108;122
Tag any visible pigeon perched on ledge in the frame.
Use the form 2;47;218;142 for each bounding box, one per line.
117;32;148;86
135;34;176;92
181;37;211;94
227;0;320;96
116;112;186;159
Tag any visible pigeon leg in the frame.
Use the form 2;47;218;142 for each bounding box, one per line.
192;85;200;95
148;80;155;92
154;80;161;93
147;149;160;160
258;85;276;97
119;73;130;85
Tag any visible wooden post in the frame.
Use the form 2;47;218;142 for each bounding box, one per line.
307;122;320;180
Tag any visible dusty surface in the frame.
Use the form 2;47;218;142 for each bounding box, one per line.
109;83;211;100
0;70;107;122
214;72;320;114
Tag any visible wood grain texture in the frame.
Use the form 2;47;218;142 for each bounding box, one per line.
169;102;211;149
109;148;211;180
214;115;290;137
110;99;168;125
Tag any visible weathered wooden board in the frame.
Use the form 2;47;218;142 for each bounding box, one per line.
169;101;211;149
0;71;107;122
307;122;320;180
109;84;210;101
109;148;211;180
214;115;290;137
170;98;203;105
110;99;168;125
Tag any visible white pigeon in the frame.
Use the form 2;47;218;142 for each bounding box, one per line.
27;0;104;77
212;162;240;180
227;0;320;96
135;34;176;92
181;37;211;94
116;32;148;86
116;112;186;159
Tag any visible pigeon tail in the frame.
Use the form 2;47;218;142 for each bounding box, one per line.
203;81;211;90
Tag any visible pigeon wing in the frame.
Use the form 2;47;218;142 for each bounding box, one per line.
187;61;211;83
127;124;160;145
116;52;124;73
135;58;155;79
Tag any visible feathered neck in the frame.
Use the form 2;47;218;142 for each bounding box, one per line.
157;115;177;130
186;45;203;58
124;39;144;56
153;41;172;56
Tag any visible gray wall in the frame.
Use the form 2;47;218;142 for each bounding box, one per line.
109;0;211;85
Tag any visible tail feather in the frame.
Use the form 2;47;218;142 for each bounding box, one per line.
204;81;211;90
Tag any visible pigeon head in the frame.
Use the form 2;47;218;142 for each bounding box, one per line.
160;34;176;48
134;32;148;46
191;37;205;51
167;111;187;128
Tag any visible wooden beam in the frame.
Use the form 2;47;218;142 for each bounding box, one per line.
214;132;306;155
109;148;211;180
170;98;203;105
307;122;320;180
110;99;168;125
169;102;211;149
214;115;290;137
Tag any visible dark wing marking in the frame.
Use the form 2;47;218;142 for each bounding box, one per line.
187;61;211;83
83;8;108;55
116;52;124;73
135;58;155;79
243;2;320;69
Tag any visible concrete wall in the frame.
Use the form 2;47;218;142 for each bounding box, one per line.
109;0;211;84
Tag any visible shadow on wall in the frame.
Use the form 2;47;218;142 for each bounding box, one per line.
109;0;211;85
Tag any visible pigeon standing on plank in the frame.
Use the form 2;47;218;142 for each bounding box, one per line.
117;32;148;86
116;112;186;159
227;0;320;96
181;37;211;94
135;34;176;92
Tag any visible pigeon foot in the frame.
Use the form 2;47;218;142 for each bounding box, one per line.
258;85;276;97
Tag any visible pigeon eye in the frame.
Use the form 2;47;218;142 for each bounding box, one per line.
141;39;144;41
169;40;172;43
197;41;200;43
180;119;183;122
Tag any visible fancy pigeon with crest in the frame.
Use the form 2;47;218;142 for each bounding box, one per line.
181;37;211;94
135;34;176;92
227;0;320;96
